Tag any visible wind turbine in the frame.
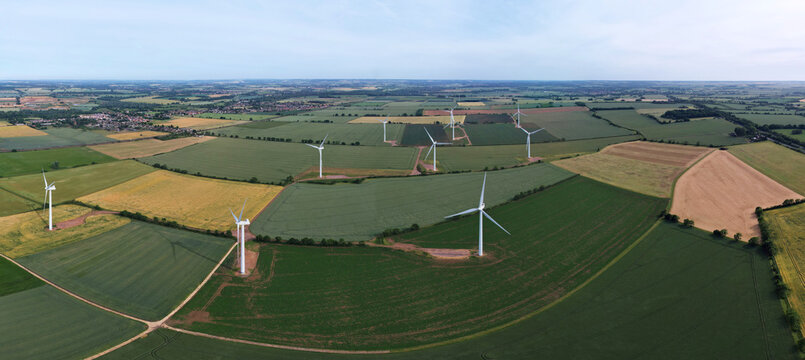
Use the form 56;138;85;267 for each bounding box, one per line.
423;128;451;172
520;127;544;159
305;134;328;178
378;116;388;142
444;173;510;256
442;106;457;140
42;170;56;231
512;104;526;128
229;199;250;275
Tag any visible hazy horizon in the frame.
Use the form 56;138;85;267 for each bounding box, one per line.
2;0;804;81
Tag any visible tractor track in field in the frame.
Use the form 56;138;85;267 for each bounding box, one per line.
55;210;119;230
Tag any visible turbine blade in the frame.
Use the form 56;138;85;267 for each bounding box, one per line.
443;123;450;129
482;210;511;235
479;172;487;206
520;127;529;134
42;170;47;187
305;143;319;149
320;134;329;147
445;207;479;218
424;128;435;143
529;128;544;134
49;181;55;188
230;209;239;222
436;142;452;145
424;144;434;160
42;190;47;214
239;199;247;221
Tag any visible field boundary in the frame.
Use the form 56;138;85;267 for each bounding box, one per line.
666;147;716;211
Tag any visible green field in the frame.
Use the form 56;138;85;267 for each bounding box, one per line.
105;222;795;359
766;204;805;332
17;221;232;321
0;127;115;151
463;123;557;145
598;110;745;146
0;160;155;204
0;146;116;178
0;188;37;217
214;122;404;146
197;112;277;121
400;124;449;146
251;164;574;240
1;255;145;359
432;135;642;171
170;176;665;350
527;111;635;140
729;141;805;195
141;138;418;184
775;129;805;142
736;113;805;126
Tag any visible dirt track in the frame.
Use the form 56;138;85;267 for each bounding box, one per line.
671;150;802;239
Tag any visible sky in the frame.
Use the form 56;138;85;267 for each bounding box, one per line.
1;0;804;81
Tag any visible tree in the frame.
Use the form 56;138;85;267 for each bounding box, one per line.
734;127;747;137
748;237;760;246
734;232;742;241
683;218;694;228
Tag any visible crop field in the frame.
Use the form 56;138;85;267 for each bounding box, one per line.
214;122;405;146
0;205;130;258
197;112;277;121
671;150;801;238
158;117;246;130
106;130;167;140
431;135;642;171
250;164;574;240
273;114;357;124
554;141;712;197
121;95;179;104
89;136;215;159
464;114;513;124
775;129;805;142
463;124;557;145
422;106;588;116
598;110;745;146
527;111;635;140
0;146;116;177
78;170;282;231
400;124;450;146
0;160;155;204
0;124;47;137
229;121;288;129
735;113;805;126
141;138;418;183
349;115;462;125
0;188;36;217
766;204;805;331
18;220;232;320
170;176;664;350
729;142;805;196
0;127;116;151
0;283;145;359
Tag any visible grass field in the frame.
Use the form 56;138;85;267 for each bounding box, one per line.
140;138;419;184
598;109;745;146
106;130;167;140
400;124;450;146
432;135;642;171
158;117;246;130
214;122;405;146
775;129;805;142
0;253;43;297
250;164;574;240
349;115;463;124
463;123;557;145
0;146;116;177
198;112;277;121
0;125;47;137
736;113;805;126
77;170;282;231
0;160;155;204
121;95;179;104
18;221;232;320
528;111;635;140
0;127;116;151
553;141;712;197
729;141;805;195
170;176;665;350
89;136;214;159
0;205;130;258
0;188;37;217
766;203;805;331
107;222;794;359
0;283;145;360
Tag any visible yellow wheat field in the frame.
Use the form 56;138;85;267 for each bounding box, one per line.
0;205;130;258
349;115;465;124
106;131;168;141
77;170;283;231
457;102;485;107
159;117;246;130
0;125;48;138
89;136;214;159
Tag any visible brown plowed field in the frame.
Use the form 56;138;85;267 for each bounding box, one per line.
600;141;712;167
671;150;802;239
422;106;587;116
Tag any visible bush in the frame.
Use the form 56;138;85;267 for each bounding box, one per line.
748;237;760;246
712;229;727;238
682;218;694;228
664;213;680;223
733;232;742;242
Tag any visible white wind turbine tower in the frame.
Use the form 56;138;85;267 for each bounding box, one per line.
377;116;388;142
444;173;510;256
520;127;544;159
229;200;250;275
512;104;526;128
42;170;56;230
424;128;451;172
305;134;328;178
442;106;457;140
